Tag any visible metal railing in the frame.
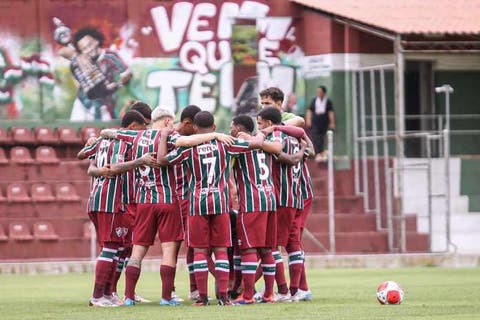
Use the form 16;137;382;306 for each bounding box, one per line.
351;64;463;253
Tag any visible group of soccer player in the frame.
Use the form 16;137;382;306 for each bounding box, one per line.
78;87;315;307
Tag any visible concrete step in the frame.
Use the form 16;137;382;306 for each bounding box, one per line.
310;196;364;214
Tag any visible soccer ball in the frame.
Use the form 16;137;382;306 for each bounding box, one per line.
376;281;404;305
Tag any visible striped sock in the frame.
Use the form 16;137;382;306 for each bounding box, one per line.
194;251;209;300
240;252;258;300
287;249;304;295
186;247;197;292
214;251;230;300
93;246;118;299
273;250;288;294
232;254;242;294
299;251;309;291
259;250;276;298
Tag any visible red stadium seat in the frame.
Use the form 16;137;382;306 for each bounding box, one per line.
0;147;8;164
57;126;82;144
55;183;81;201
33;222;59;241
35;127;58;145
0;225;7;242
81;126;100;143
9;222;33;241
7;183;30;202
35;146;60;164
11;126;36;145
31;183;56;202
0;127;12;146
10;146;34;164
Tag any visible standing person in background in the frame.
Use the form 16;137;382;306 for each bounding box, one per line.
306;86;335;162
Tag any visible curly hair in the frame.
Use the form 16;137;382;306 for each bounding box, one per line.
73;27;105;51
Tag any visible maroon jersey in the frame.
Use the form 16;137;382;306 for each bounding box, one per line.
117;129;177;204
166;139;249;216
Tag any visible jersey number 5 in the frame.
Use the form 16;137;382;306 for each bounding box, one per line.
257;153;269;180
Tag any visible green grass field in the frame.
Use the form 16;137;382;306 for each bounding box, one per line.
1;267;480;320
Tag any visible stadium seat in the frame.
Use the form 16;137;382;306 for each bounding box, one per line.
33;222;59;241
0;127;12;146
31;183;56;202
35;146;60;164
57;126;82;144
35;127;58;145
9;222;33;241
0;147;8;164
7;183;30;202
10;146;34;164
81;126;100;143
0;225;7;242
11;126;36;145
55;183;81;201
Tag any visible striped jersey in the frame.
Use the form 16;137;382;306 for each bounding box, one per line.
87;138;126;213
110;139;135;205
300;159;314;200
267;131;303;209
117;129;177;204
166;139;250;216
233;148;276;213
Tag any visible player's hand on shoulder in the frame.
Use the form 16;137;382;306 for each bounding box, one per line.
236;132;252;141
138;152;158;167
215;133;234;146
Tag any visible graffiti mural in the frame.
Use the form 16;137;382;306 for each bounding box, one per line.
0;0;306;130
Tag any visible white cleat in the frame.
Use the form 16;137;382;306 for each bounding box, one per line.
290;289;312;302
104;293;123;306
134;293;152;303
171;291;184;302
274;292;292;303
89;296;119;307
189;290;199;301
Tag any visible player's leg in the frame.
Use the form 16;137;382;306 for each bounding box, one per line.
211;214;233;305
274;207;294;300
188;215;210;306
286;209;303;299
124;244;149;305
159;241;181;305
258;211;277;302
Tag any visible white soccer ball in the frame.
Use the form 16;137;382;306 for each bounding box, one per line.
376;281;404;305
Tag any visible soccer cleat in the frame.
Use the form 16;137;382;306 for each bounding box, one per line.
171;291;184;302
294;289;312;302
260;294;275;304
160;298;181;306
217;297;232;306
192;297;210;306
274;292;292;303
231;297;255;305
123;298;135;306
89;296;118;307
134;293;151;303
189;290;200;301
105;292;123;306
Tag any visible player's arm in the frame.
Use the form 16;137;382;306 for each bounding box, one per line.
157;129;190;166
284;115;305;128
175;132;235;147
100;128;137;144
77;138;101;160
87;160;114;178
277;140;307;165
109;153;157;175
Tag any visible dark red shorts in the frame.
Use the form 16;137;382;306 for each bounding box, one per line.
88;211;129;246
276;206;297;247
186;214;232;248
133;203;183;246
299;197;313;230
237;211;276;250
287;208;303;246
123;204;137;247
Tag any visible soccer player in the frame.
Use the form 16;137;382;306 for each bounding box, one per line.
259;87;305;127
256;107;305;302
101;107;184;306
228;115;278;304
157;111;263;306
78;111;155;307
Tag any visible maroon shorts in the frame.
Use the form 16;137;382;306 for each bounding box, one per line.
186;214;232;248
237;211;276;250
299;197;313;230
179;198;189;234
123;204;137;247
88;211;129;246
276;206;297;247
133;203;184;246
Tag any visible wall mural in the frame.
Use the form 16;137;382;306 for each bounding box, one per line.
0;0;306;131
